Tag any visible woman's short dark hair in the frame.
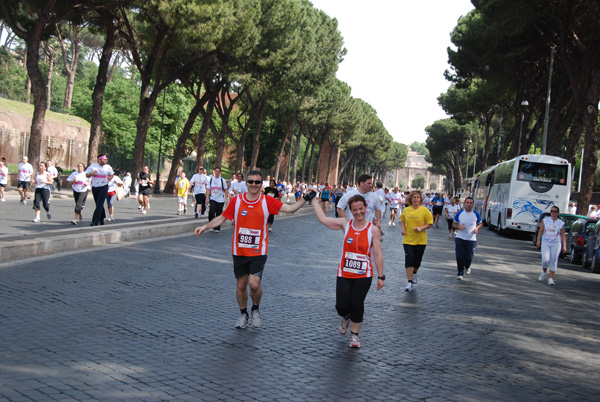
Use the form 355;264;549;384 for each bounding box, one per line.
348;194;367;209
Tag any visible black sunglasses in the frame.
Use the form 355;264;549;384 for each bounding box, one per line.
246;180;262;185
551;210;559;213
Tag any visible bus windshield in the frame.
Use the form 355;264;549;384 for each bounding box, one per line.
516;161;568;186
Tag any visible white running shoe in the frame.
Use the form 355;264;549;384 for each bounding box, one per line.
251;310;262;328
457;275;464;280
392;222;396;226
23;200;27;205
349;333;361;348
405;282;413;292
339;316;350;335
412;273;417;285
32;217;40;223
547;278;555;286
466;268;471;275
142;209;147;214
71;220;77;225
538;272;547;281
235;314;249;329
388;221;392;226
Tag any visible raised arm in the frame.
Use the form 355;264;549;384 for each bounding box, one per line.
310;197;346;230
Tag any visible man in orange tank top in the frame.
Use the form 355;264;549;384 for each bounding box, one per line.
195;170;309;329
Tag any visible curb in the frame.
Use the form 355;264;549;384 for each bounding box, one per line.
0;204;316;262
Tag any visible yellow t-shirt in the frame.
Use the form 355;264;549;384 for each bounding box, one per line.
400;206;433;245
176;178;190;197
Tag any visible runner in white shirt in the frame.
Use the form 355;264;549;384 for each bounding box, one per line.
66;163;90;224
207;167;227;232
536;206;567;286
229;172;248;197
336;174;382;227
387;187;401;226
17;156;34;204
452;197;483;280
445;197;461;238
0;160;8;201
47;160;58;190
31;161;54;223
85;154;114;226
190;166;209;218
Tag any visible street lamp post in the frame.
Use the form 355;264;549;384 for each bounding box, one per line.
154;90;166;194
518;98;529;155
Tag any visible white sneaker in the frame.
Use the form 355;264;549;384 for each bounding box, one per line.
251;310;262;328
466;268;471;275
1;198;5;202
457;275;464;280
339;316;350;335
449;234;452;238
392;222;396;226
388;221;392;226
235;314;249;329
107;216;113;222
547;278;555;286
142;209;147;214
349;333;361;348
412;273;417;285
32;217;40;223
23;200;27;205
405;282;413;292
538;272;547;281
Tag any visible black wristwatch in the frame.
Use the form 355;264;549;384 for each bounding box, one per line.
378;275;386;281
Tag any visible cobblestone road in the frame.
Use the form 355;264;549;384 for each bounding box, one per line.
1;211;600;401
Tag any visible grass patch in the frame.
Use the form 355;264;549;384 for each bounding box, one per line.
0;97;90;129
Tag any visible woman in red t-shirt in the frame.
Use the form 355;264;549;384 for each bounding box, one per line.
309;193;384;348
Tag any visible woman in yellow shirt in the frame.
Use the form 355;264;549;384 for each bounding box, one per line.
400;190;433;291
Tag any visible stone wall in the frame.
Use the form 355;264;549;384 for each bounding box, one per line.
0;111;90;171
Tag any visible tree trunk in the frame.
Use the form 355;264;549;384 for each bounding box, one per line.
25;32;49;169
300;133;311;182
58;23;81;110
308;138;317;183
164;98;204;194
45;45;54;110
195;95;217;169
249;100;266;170
87;12;116;165
290;127;302;184
274;117;293;181
326;139;336;184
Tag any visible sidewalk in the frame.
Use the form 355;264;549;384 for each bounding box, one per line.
0;188;314;261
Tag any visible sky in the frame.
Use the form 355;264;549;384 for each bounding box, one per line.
309;0;475;146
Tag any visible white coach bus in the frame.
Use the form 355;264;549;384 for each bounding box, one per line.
472;154;572;234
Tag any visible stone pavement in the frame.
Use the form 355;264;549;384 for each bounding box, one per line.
1;211;600;401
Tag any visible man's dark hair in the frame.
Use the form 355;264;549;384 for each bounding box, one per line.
357;174;372;185
376;181;383;188
247;170;263;179
465;196;474;202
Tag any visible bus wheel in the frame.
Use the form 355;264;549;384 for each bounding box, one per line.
496;215;504;235
487;214;495;231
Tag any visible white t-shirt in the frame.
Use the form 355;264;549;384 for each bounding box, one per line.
375;188;386;210
18;162;33;182
108;175;123;192
35;171;53;190
230;180;247;195
208;176;227;202
454;210;482;242
85;163;114;187
190;173;209;195
388;192;400;208
0;166;8;185
47;165;58;179
446;204;461;219
542;216;565;243
67;171;89;193
337;188;383;223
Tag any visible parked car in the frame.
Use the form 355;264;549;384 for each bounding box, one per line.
532;212;586;248
589;231;600;273
565;217;599;267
